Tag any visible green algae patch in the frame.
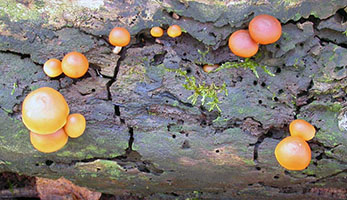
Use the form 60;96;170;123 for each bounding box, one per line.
0;0;42;22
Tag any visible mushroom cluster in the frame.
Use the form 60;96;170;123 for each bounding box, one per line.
22;87;86;153
275;119;316;170
43;52;89;79
150;25;182;38
228;14;282;58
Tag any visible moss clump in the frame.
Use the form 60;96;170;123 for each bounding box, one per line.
166;68;228;112
214;58;275;78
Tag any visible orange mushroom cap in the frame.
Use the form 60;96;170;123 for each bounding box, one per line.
249;14;282;45
203;64;219;73
43;58;62;78
61;52;89;78
167;25;182;38
150;27;164;38
64;113;86;138
30;128;68;153
275;136;311;170
289;119;316;141
109;27;131;47
22;87;70;135
228;30;259;58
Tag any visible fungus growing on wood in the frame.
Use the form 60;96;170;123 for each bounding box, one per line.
61;52;89;79
289;119;316;141
203;64;219;73
22;87;69;135
43;58;62;78
150;27;164;37
275;136;311;170
167;25;182;38
228;30;259;58
30;128;68;153
64;113;86;138
109;27;131;54
249;14;282;45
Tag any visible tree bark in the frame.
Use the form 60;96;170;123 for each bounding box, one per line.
0;0;346;199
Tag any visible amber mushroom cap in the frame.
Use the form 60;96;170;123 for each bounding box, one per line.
228;30;259;58
203;64;219;73
64;113;86;138
167;25;182;38
109;27;131;47
43;58;62;78
150;27;164;37
22;87;70;135
275;136;311;170
61;52;89;78
249;14;282;44
289;119;316;141
30;128;68;153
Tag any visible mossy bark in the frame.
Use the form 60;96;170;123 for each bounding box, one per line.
0;0;346;199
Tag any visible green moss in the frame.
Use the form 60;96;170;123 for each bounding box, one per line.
0;0;41;22
11;82;17;95
243;159;255;166
197;48;210;64
214;58;275;78
166;68;228;112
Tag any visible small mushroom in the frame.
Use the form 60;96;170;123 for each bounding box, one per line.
249;14;282;45
150;27;164;38
167;25;182;38
43;58;62;78
61;52;89;79
203;64;219;73
22;87;70;135
275;136;311;170
289;119;316;141
64;113;86;138
109;27;131;54
228;30;259;58
30;128;68;153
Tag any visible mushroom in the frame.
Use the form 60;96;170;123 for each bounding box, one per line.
109;27;131;54
43;58;62;78
275;136;311;170
167;25;182;38
249;14;282;45
22;87;70;135
61;52;89;79
203;64;219;73
228;30;259;58
30;128;68;153
289;119;316;141
64;113;86;138
150;27;164;38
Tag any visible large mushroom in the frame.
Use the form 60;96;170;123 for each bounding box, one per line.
30;128;68;153
228;30;259;58
22;87;70;135
61;52;89;79
43;58;63;78
249;14;282;45
289;119;316;141
275;136;311;170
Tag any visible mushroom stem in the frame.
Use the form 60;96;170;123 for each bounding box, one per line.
155;38;162;44
113;46;122;54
